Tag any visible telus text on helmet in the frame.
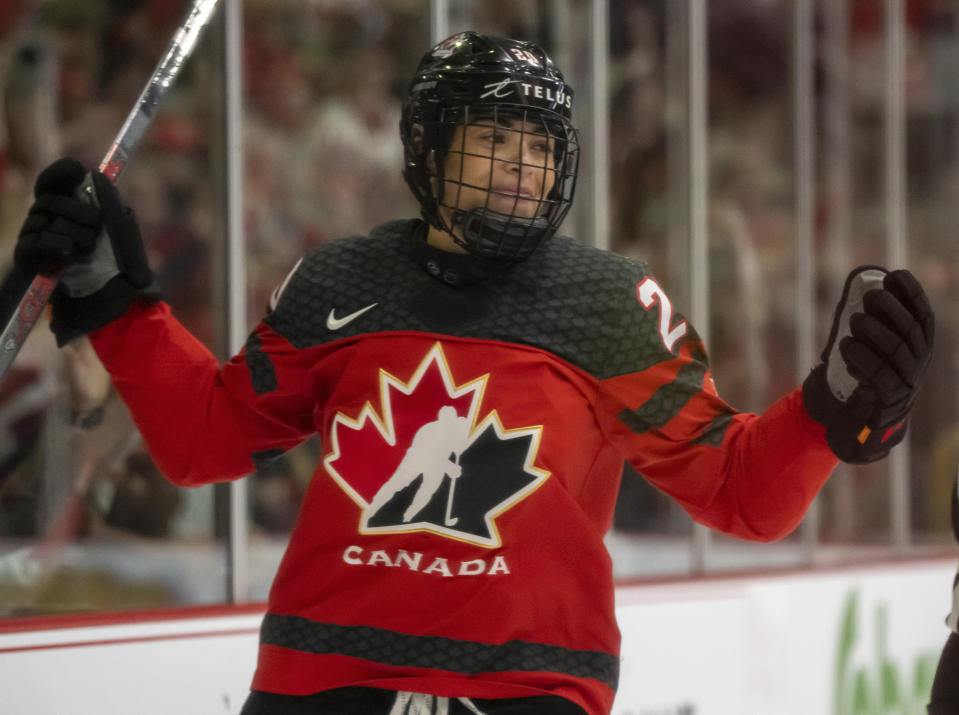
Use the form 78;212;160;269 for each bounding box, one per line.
480;80;572;111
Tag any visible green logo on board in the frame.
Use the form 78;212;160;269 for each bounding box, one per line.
834;590;939;715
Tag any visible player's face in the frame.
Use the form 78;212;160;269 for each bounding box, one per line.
440;114;557;225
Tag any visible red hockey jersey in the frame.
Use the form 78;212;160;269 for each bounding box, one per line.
90;219;838;714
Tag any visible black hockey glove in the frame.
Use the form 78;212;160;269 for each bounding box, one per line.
803;265;934;463
14;157;160;346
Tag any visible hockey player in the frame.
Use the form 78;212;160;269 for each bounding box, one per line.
12;32;934;715
367;406;470;525
928;473;959;715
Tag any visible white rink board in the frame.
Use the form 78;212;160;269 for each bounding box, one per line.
611;558;957;715
0;559;955;715
614;590;750;713
0;613;262;715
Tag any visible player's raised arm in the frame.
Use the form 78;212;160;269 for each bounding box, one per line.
11;158;316;485
597;264;934;542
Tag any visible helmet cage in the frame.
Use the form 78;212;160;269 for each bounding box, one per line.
422;103;579;261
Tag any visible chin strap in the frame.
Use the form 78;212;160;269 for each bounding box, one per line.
452;207;552;261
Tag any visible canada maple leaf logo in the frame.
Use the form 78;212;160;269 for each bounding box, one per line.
323;343;549;548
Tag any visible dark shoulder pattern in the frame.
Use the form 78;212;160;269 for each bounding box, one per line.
262;220;694;381
266;221;427;340
502;235;690;378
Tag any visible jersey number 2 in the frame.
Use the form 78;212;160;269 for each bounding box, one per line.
636;277;688;352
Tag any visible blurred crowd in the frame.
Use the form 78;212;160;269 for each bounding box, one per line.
0;0;957;614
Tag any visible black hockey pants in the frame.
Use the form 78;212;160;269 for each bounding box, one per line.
239;686;589;714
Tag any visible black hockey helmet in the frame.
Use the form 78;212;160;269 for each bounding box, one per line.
400;32;579;262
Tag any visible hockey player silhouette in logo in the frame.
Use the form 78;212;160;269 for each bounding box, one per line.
368;406;471;524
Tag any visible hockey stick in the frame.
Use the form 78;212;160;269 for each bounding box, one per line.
0;0;222;383
444;454;460;527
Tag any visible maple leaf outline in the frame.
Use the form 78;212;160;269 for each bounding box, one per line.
323;342;550;547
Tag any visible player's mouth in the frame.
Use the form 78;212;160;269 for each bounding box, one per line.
491;185;535;199
488;186;543;215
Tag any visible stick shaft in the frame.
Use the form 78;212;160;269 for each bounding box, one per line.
0;0;222;380
444;454;459;526
99;0;221;181
444;477;457;524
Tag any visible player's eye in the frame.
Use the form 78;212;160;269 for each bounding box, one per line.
531;139;550;154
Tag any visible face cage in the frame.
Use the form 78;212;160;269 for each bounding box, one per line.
426;105;579;262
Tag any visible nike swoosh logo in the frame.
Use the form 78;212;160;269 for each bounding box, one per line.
326;303;378;331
